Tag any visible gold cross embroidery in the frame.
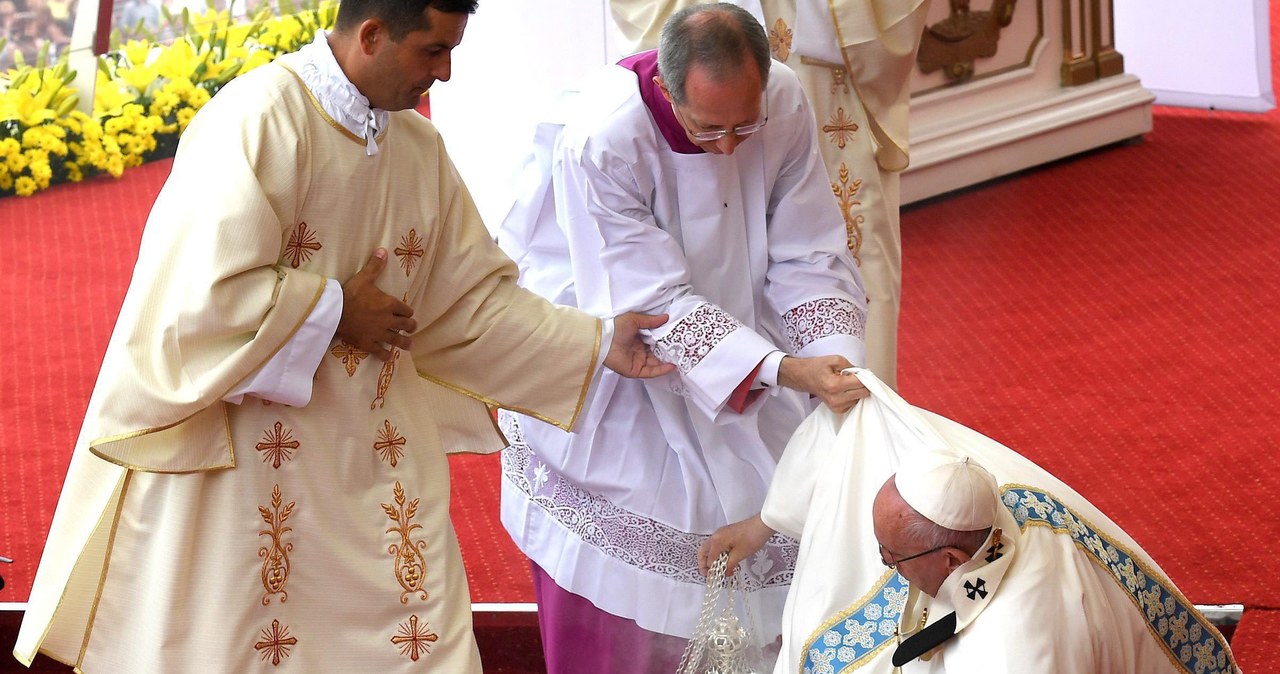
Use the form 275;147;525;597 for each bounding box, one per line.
374;419;407;468
254;620;298;665
769;18;793;62
394;228;425;277
256;422;300;469
391;614;439;661
330;341;370;377
822;108;859;149
284;222;322;268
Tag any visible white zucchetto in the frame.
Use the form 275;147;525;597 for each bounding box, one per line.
897;453;998;531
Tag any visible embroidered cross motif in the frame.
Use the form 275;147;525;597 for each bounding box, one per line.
374;419;407;468
964;579;988;600
985;542;1005;563
256;422;300;469
254;619;298;665
391;614;439;661
330;341;369;376
394;228;425;277
769;18;793;62
283;222;322;268
822;108;859;149
985;528;1005;562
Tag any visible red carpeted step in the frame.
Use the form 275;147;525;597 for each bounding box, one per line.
1226;608;1280;669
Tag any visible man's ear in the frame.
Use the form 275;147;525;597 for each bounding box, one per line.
653;76;674;104
357;18;387;55
943;547;970;573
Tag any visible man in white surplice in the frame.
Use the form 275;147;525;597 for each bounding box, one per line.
496;4;871;671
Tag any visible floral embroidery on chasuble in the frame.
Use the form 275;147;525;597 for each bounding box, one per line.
221;100;472;669
79;87;481;671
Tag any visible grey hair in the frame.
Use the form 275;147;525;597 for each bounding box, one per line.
657;3;771;105
900;506;991;558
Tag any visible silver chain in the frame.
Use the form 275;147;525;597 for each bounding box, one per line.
675;553;760;674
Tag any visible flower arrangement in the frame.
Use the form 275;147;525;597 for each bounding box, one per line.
0;0;337;198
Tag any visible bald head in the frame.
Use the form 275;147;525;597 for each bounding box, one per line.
657;3;770;105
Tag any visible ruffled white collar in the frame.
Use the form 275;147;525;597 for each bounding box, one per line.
279;30;389;155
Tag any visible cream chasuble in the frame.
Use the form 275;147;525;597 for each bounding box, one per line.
497;59;866;642
15;45;601;672
762;370;1239;674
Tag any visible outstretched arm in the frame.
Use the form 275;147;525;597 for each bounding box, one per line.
604;311;676;379
698;514;776;577
777;356;870;413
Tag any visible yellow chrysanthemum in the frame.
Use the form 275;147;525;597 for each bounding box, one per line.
103;116;127;135
6;152;28;173
14;175;37;196
105;154;125;177
176;106;197;132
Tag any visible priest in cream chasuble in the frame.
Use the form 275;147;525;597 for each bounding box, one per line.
759;370;1240;674
13;16;623;673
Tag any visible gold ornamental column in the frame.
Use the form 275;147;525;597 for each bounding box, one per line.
1062;0;1124;86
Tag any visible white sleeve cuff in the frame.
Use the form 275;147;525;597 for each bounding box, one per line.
752;350;786;388
575;317;614;423
225;277;343;406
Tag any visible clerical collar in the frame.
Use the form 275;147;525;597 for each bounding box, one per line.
618;50;703;155
894;509;1020;666
281;30;389;155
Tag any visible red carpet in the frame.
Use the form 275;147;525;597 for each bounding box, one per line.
3;22;1280;673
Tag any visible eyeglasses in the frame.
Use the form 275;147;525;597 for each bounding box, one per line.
879;544;948;570
670;92;769;142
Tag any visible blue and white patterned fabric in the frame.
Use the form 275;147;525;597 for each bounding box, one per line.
801;572;910;674
1004;486;1236;674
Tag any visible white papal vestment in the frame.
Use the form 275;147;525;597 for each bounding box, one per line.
762;370;1240;674
497;57;867;643
14;35;603;673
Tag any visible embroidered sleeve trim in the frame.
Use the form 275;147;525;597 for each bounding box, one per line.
500;413;796;591
781;298;866;353
652;304;746;374
1001;485;1238;674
